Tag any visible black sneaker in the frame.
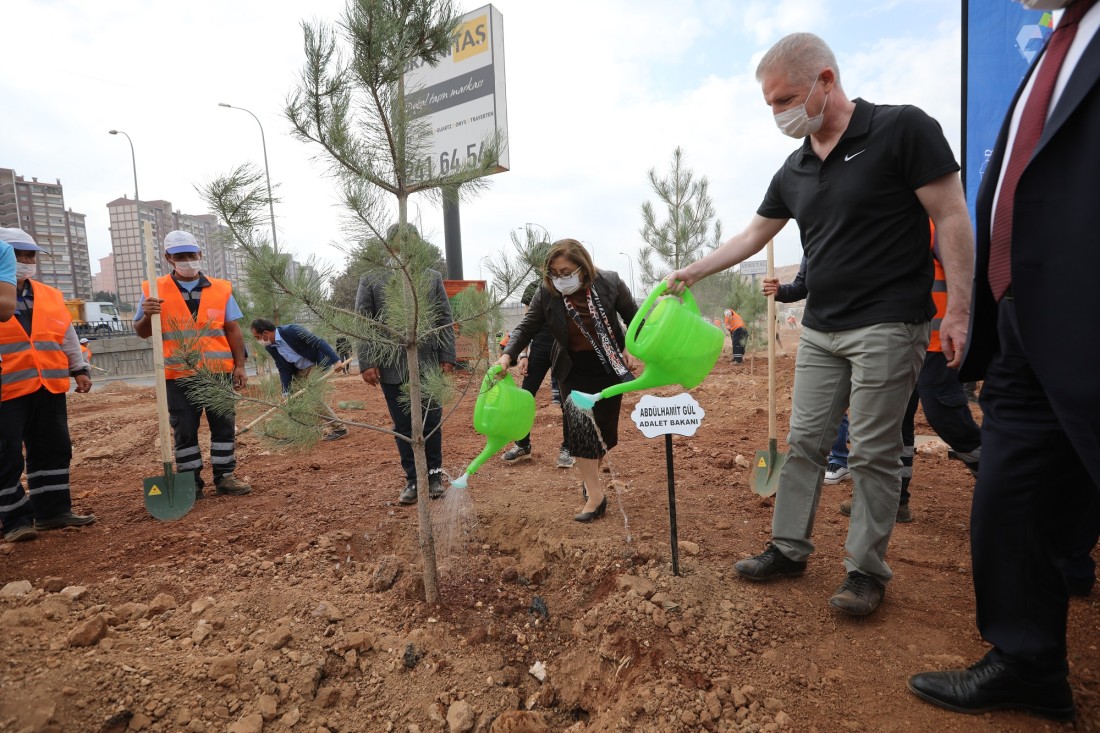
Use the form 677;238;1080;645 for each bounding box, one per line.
399;480;417;505
829;571;886;616
733;544;807;581
503;444;532;463
428;475;446;500
35;511;96;531
323;427;349;442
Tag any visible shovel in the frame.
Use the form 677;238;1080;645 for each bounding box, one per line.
751;240;787;497
142;224;196;521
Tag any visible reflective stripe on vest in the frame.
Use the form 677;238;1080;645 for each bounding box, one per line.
142;275;235;379
928;257;947;353
0;281;72;401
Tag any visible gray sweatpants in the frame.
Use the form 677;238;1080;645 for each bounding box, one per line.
771;321;929;584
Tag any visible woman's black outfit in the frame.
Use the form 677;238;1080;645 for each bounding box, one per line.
503;271;638;459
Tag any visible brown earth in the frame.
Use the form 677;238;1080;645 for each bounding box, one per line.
1;339;1098;733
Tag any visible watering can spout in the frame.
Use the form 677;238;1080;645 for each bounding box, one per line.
464;435;509;478
593;368;668;402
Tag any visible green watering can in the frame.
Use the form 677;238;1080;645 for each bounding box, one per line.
570;281;725;410
450;364;536;489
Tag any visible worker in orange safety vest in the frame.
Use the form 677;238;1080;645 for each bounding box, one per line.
0;227;95;543
135;230;252;500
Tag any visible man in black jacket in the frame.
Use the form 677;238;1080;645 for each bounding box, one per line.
250;319;348;441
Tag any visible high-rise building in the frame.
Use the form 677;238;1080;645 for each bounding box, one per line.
92;254;117;295
0;167;93;299
107;198;252;308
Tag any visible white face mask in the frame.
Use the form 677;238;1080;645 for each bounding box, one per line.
15;262;37;281
552;273;582;296
1015;0;1073;8
774;78;828;138
173;259;201;278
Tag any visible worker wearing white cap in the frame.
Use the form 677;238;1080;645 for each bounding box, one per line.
79;337;92;366
135;230;252;499
0;227;95;543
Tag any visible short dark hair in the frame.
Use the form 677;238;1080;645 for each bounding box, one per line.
250;318;277;333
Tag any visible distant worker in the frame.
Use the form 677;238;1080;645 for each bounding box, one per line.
724;308;747;363
250;318;348;441
135;230;252;499
334;336;353;364
79;337;92;365
0;227;95;543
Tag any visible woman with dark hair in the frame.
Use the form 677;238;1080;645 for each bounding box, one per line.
496;239;639;522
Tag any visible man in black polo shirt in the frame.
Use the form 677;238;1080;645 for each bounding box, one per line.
667;32;973;616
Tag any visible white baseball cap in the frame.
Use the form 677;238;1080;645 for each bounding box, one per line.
163;230;201;254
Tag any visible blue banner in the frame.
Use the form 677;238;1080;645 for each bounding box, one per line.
964;1;1052;222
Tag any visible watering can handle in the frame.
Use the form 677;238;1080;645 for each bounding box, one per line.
625;280;701;352
481;363;505;393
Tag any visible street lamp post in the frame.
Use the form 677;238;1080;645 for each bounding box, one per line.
618;251;637;298
218;103;278;255
108;129;146;288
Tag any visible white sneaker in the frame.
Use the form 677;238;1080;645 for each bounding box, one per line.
824;463;850;484
556;447;575;469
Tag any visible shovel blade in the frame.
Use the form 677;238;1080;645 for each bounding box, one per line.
143;469;196;521
751;440;787;498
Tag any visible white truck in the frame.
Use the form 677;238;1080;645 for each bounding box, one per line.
65;300;125;336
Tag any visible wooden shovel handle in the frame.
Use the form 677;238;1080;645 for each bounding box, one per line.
766;240;777;442
142;221;173;466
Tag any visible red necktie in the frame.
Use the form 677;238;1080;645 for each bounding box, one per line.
988;0;1097;301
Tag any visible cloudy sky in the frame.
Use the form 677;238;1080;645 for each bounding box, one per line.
1;0;964;290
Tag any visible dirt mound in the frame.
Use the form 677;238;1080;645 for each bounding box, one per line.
1;360;1096;732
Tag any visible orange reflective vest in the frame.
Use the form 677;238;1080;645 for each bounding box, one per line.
0;281;73;401
724;311;745;332
143;275;235;380
927;221;947;354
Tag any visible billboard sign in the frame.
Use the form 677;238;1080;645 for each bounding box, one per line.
739;260;767;276
964;1;1051;221
405;4;509;181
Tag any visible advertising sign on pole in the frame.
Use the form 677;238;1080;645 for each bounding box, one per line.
404;4;509;182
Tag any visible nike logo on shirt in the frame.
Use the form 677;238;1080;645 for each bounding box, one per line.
844;150;866;162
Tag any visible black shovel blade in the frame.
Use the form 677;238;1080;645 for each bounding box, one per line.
143;465;196;521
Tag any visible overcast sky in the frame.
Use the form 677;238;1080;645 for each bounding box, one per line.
1;0;963;290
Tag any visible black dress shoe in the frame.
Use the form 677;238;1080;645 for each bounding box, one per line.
574;496;607;523
733;544;806;581
908;654;1075;721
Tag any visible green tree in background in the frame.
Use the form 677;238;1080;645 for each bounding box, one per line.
638;147;723;292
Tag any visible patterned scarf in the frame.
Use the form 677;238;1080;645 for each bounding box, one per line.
562;285;634;382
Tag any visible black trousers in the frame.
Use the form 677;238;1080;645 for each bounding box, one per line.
380;381;443;481
516;336;568;450
730;328;747;362
166;377;237;489
899;350;982;503
0;387;73;530
972;297;1098;676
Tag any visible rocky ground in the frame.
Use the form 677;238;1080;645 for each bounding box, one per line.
1;340;1097;733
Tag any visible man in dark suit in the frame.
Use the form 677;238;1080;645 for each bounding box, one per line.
250;318;348;442
908;0;1100;721
354;225;456;505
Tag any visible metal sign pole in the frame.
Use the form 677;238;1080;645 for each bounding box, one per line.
665;433;680;576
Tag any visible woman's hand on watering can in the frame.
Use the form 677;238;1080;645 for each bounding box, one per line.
624;352;641;373
494;354;512;376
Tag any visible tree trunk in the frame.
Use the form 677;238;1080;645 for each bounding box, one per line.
397;191;441;605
